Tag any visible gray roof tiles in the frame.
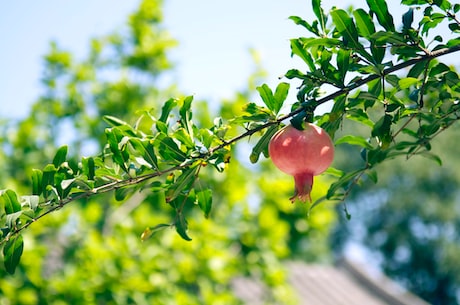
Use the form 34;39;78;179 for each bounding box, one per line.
232;259;431;305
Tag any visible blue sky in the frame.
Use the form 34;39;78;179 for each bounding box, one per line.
1;1;456;119
0;0;319;119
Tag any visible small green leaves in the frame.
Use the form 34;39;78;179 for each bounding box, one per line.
3;235;24;274
256;82;290;115
331;9;374;63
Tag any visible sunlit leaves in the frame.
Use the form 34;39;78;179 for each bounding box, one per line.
353;9;375;39
256;83;290;116
366;0;395;32
3;235;23;275
331;9;374;63
1;190;21;215
1;0;460;281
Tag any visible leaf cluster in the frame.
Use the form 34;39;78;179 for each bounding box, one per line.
1;0;460;279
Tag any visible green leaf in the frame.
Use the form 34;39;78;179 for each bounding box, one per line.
312;0;327;32
329;95;347;123
256;84;275;112
42;164;57;198
420;152;442;166
196;188;212;218
346;109;375;128
273;82;290;114
115;186;137;201
285;69;307;80
157;135;187;163
372;115;392;137
174;128;195;149
52;145;68;168
103;115;131;127
175;213;192;241
402;8;414;30
141;224;172;241
129;138;159;170
3;235;24;274
399;77;419;89
290;39;316;71
87;157;95;180
330;9;374;63
105;128;129;173
367;170;378;183
353;9;375;38
371;31;406;45
289;16;319;36
290;111;307;130
31;169;43;196
327;169;365;199
337;49;351;84
324;167;345;178
231;103;272;125
366;0;395;32
159;98;177;123
335;135;373;150
1;190;21;214
300;37;342;48
179;96;194;138
166;167;198;203
367;148;388;165
250;125;279;163
408;61;428;78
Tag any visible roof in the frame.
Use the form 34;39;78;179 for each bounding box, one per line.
232;259;430;305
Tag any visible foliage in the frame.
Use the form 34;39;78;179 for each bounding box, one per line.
0;0;460;303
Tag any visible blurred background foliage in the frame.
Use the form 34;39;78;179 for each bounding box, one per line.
1;0;460;304
332;122;460;305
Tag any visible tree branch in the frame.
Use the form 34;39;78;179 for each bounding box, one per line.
2;44;460;244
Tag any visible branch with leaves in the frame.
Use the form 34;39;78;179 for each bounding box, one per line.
2;0;460;274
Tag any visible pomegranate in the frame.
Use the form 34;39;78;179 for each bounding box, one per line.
268;123;334;202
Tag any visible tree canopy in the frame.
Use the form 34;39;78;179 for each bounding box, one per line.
1;0;460;304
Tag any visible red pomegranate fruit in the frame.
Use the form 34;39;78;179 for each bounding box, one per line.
268;123;334;202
